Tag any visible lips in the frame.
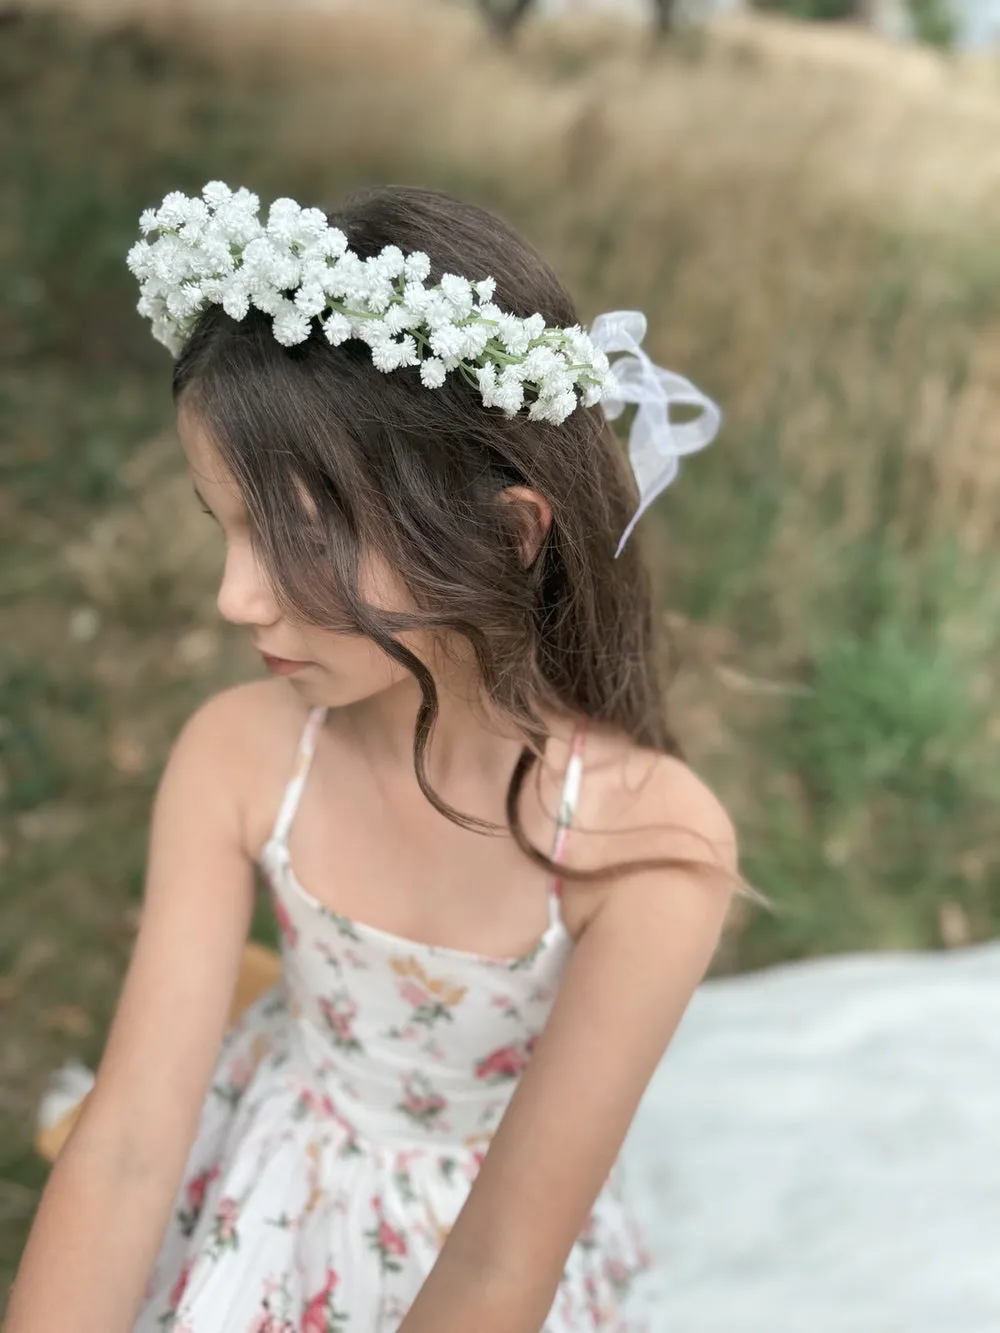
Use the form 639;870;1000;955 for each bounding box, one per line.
259;653;311;677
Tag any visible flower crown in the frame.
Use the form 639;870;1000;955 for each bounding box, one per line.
128;182;722;554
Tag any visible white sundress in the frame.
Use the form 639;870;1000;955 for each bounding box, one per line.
135;707;652;1332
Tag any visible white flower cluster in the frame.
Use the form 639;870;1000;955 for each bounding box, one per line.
127;182;619;425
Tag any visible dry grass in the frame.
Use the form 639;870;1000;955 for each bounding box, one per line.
3;1;1000;1295
23;0;1000;224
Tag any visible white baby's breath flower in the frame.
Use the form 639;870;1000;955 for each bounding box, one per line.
333;255;372;305
221;278;251;321
529;388;579;424
404;251;431;283
383;303;423;335
356;319;389;349
251;283;283;316
270;249;301;293
377;246;406;279
296;207;331;244
128;182;626;432
440;273;473;318
401;281;428;317
495;366;525;415
156;191;195;229
266;197;303;245
477;364;500;408
370;333;419;373
165;281;203;320
496;312;531;357
395;334;420;369
522;313;546;342
458;323;491;359
421;293;456;333
321;228;349;260
299;258;331;294
202;181;233;208
272;304;311;347
522;346;561;380
428;324;466;359
323;312;352;346
126;240;152;275
365;277;396;315
420;357;447;389
294;284;327;319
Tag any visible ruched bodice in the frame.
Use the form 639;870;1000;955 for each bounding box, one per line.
135;709;651;1332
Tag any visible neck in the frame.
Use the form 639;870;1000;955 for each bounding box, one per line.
331;671;542;794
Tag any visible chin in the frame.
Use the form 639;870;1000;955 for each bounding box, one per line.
288;672;395;711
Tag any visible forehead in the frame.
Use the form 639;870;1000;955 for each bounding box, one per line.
176;399;320;522
176;401;231;485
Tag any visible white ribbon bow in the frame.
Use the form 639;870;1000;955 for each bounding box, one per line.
589;311;722;558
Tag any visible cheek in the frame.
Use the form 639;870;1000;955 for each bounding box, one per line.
304;628;408;683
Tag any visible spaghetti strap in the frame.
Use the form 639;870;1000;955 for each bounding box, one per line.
270;707;329;848
549;723;587;915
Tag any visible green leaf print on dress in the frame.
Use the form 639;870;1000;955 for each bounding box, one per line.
317;990;363;1053
396;1070;448;1129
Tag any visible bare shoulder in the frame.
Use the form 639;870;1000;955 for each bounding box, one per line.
553;721;739;936
171;678;310;854
560;721;736;865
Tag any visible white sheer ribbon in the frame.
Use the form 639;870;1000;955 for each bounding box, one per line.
590;310;722;558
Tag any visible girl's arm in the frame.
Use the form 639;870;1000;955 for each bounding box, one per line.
6;691;257;1333
399;755;738;1333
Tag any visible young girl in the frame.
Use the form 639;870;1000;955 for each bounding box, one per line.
8;183;739;1333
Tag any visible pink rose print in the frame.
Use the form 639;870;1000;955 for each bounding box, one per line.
365;1195;408;1273
177;1164;220;1237
292;1087;338;1121
390;956;466;1027
490;994;522;1020
318;992;363;1053
396;1071;448;1128
474;1035;537;1084
584;1272;605;1325
210;1196;240;1251
247;1274;303;1332
159;1260;192;1324
603;1256;635;1295
302;1268;346;1332
399;979;430;1008
272;892;298;947
463;1148;486;1182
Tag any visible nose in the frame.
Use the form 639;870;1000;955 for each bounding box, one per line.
216;541;281;629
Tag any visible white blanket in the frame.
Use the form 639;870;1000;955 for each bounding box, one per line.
623;944;1000;1331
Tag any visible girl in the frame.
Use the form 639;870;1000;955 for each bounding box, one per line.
8;183;740;1332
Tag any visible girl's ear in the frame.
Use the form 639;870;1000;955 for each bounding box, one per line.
498;485;553;568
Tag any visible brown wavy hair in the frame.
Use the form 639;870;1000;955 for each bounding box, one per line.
173;185;687;883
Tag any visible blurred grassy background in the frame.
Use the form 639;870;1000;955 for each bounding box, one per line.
3;0;1000;1298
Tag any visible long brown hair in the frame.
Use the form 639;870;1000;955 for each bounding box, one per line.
173;185;684;882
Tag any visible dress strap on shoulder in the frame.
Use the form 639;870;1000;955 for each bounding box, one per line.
270;706;328;848
549;723;587;913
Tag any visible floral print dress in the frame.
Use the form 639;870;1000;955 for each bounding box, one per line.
135;708;652;1332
